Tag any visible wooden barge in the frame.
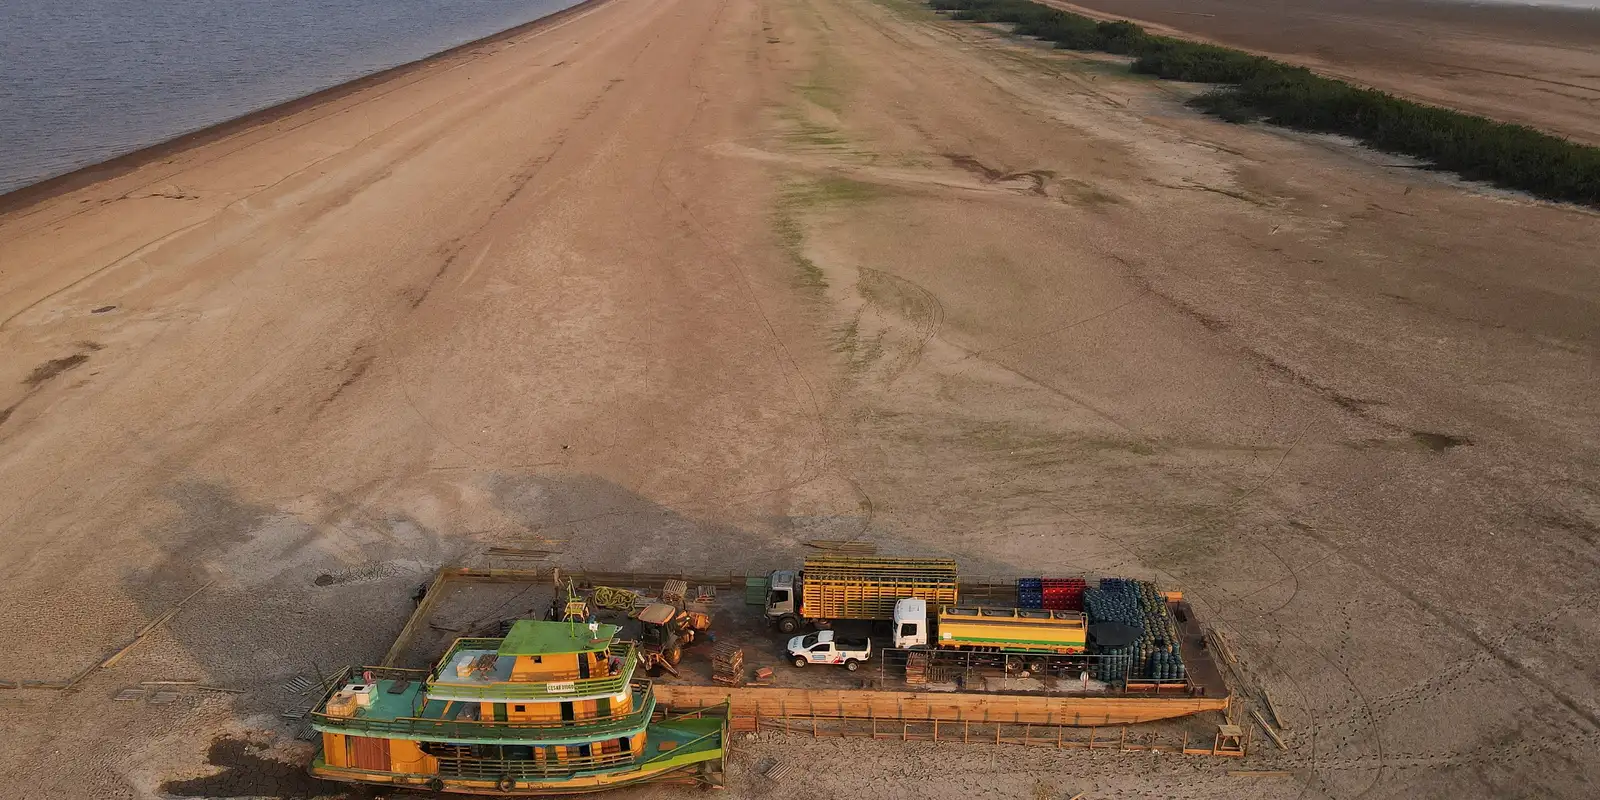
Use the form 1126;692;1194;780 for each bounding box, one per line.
381;567;1234;740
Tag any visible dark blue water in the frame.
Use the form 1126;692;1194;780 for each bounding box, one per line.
0;0;584;194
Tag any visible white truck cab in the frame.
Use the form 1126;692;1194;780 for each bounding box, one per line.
892;598;928;649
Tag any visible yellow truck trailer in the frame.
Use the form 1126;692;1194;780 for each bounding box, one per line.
764;556;959;634
911;605;1087;654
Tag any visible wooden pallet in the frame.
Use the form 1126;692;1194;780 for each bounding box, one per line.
712;644;745;687
904;653;929;685
764;759;799;782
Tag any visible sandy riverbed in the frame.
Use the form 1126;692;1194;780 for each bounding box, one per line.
0;0;1596;797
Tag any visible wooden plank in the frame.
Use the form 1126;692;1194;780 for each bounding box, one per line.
484;547;554;559
804;540;878;554
1207;628;1237;666
64;580;216;690
0;679;72;690
381;568;453;666
1251;709;1287;750
1261;688;1288;730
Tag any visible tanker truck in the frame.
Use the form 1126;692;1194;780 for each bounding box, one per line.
763;556;959;634
891;598;1087;676
891;599;1087;654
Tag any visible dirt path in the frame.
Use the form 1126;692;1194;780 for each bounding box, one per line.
1;0;1597;797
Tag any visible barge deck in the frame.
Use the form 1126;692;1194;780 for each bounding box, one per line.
384;567;1234;737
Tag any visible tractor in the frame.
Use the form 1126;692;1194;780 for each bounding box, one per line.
635;602;711;676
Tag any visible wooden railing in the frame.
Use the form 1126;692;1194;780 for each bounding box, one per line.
654;684;1229;727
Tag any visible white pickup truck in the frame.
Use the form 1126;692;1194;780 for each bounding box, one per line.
786;630;872;671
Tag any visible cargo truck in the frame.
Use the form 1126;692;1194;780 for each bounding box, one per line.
764;556;959;634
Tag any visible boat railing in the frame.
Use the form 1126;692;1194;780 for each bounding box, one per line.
312;690;655;742
426;642;638;700
344;665;432;682
433;749;641;780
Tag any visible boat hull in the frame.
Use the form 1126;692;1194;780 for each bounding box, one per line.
309;759;719;794
308;716;725;795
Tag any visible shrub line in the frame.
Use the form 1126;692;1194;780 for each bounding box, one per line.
930;0;1600;207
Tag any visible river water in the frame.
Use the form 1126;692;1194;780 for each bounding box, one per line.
0;0;585;194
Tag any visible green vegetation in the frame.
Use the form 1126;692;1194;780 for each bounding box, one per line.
774;176;882;291
772;197;827;290
791;175;883;205
930;0;1600;206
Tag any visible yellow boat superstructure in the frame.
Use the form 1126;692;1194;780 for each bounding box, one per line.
308;620;725;794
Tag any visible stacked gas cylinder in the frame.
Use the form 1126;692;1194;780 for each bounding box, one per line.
1015;577;1087;610
1016;578;1043;609
1083;578;1141;681
1136;582;1185;681
1081;577;1186;683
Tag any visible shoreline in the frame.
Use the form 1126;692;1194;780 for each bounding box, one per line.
0;0;610;216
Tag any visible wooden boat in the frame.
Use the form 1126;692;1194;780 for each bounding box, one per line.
308;619;725;794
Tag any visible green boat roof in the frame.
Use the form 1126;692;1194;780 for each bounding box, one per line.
497;620;619;656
